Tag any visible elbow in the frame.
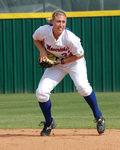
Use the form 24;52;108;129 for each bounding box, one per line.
77;53;84;59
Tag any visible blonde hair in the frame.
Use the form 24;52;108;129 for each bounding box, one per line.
52;9;66;20
46;9;66;24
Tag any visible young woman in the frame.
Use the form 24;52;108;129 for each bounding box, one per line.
33;9;105;136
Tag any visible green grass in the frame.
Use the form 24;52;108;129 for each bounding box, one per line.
0;92;120;129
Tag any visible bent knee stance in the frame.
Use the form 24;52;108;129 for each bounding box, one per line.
77;84;92;96
36;88;50;102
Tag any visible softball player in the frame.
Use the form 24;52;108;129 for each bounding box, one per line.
33;9;105;136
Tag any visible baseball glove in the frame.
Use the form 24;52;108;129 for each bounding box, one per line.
38;51;59;68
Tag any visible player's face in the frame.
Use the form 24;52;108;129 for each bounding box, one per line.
52;15;66;40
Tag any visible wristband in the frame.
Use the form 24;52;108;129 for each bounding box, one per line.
61;58;65;64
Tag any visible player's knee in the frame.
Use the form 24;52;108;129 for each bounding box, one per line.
36;88;50;102
77;84;92;96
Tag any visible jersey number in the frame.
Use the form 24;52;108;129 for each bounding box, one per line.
61;50;71;57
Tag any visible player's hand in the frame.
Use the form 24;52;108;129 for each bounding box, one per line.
39;50;47;63
56;58;61;64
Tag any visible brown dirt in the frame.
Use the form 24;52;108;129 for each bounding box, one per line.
0;129;120;150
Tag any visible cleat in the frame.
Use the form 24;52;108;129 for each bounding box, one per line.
40;118;56;136
95;116;106;134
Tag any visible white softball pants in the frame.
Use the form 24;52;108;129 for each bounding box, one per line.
36;57;92;102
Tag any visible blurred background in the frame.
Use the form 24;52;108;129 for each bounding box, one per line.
0;0;120;13
0;0;120;94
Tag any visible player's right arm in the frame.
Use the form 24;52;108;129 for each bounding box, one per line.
33;25;49;62
33;40;47;62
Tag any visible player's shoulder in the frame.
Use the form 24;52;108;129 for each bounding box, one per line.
38;24;52;31
34;24;52;37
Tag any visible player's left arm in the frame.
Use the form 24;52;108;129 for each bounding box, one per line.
57;53;84;64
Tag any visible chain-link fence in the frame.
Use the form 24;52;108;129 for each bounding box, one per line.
0;0;120;13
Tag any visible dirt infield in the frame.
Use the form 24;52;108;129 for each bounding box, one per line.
0;129;120;150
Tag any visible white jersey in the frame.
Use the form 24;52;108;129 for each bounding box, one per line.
33;24;84;58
